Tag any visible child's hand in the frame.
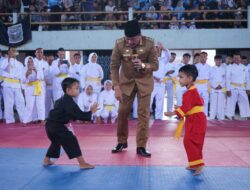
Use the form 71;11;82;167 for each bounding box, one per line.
174;105;179;110
164;112;174;117
90;103;98;113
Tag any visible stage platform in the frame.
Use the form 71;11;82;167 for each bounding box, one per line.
0;120;250;190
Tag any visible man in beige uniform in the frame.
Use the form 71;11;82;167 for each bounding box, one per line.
110;20;158;157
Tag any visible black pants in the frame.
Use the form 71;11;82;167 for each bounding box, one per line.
45;122;82;159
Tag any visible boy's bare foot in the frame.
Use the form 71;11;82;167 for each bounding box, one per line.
79;162;95;169
193;166;204;176
43;157;54;166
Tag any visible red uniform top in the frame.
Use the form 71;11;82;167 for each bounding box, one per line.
176;85;207;135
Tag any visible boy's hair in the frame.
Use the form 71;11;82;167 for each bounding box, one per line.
179;64;198;82
214;55;222;59
58;47;65;52
61;77;79;93
241;55;247;60
194;53;200;58
200;51;208;56
183;53;191;58
171;52;176;56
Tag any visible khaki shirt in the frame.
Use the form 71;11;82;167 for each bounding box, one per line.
111;36;158;97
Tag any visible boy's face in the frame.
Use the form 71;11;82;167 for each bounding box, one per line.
86;85;93;95
66;82;80;97
178;71;193;87
183;56;190;64
215;58;222;66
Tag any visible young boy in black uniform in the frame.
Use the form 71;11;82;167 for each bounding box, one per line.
43;77;98;169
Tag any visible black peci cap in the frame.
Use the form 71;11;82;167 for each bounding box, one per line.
124;19;141;37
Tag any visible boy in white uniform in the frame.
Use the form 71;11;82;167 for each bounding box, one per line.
69;53;83;82
45;54;55;118
23;57;45;124
0;47;25;124
51;48;70;101
98;80;118;124
226;53;250;119
209;55;226;120
0;49;5;122
150;42;171;119
195;51;211;116
163;52;176;112
175;53;191;106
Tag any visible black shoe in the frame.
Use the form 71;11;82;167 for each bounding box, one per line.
136;147;151;157
112;143;128;153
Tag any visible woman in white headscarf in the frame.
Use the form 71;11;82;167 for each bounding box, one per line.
80;52;104;95
98;80;118;124
77;84;99;123
23;56;45;125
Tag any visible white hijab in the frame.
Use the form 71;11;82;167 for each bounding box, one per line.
88;52;98;64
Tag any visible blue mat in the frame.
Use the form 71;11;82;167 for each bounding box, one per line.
0;148;250;190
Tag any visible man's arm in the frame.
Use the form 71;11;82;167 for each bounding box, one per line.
110;41;122;87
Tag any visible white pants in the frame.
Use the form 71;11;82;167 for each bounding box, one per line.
3;87;25;124
133;96;138;119
45;87;54;118
226;89;250;118
0;88;3;119
176;85;186;107
53;88;64;102
100;108;118;123
197;89;209;116
23;92;46;123
150;84;165;119
165;81;174;112
209;91;225;120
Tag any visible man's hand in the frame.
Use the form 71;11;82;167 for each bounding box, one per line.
246;90;250;95
114;85;123;102
226;91;232;97
132;58;144;71
164;112;175;117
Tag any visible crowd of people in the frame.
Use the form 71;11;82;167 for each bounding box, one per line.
0;45;249;126
0;0;248;30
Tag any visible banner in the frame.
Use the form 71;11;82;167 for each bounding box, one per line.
0;16;32;47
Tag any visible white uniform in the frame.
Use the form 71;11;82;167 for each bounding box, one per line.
0;58;25;124
226;63;250;118
0;56;6;120
69;63;83;81
175;62;187;106
51;59;70;101
164;61;176;112
98;89;119;123
23;66;45;123
80;53;104;94
150;49;171;119
44;65;54;118
195;63;211;116
209;65;226;120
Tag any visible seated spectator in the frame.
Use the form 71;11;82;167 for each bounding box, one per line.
98;80;118;124
169;15;179;29
145;5;159;20
174;0;185;20
105;0;115;12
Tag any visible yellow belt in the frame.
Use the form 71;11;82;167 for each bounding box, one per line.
86;77;101;82
57;74;68;78
189;159;204;167
104;105;114;111
28;80;42;96
175;106;203;140
196;79;208;84
230;82;246;87
4;78;20;84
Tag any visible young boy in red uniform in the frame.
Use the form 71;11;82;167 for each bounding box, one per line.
165;64;207;175
43;77;98;169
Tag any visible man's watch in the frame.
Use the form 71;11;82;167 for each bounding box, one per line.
141;63;146;69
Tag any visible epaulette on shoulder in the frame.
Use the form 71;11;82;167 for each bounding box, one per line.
145;36;154;43
116;37;125;44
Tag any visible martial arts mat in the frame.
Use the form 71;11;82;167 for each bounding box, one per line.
0;120;250;190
